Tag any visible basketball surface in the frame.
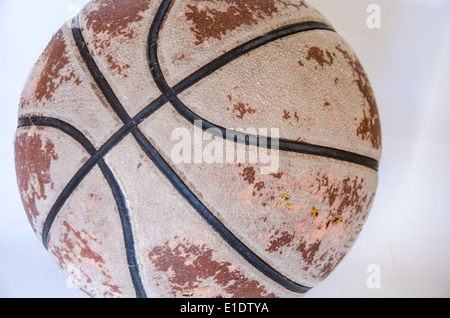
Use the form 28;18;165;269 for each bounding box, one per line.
15;0;382;298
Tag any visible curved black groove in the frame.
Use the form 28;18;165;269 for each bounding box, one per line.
18;117;96;154
18;116;147;298
147;0;313;293
173;24;335;95
148;0;378;171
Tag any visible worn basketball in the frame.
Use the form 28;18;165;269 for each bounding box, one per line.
15;0;381;298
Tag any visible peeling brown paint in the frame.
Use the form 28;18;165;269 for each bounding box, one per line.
270;172;284;179
305;47;335;68
33;30;80;104
297;239;321;265
101;271;122;297
184;0;280;45
15;132;58;232
105;54;131;77
253;181;266;196
148;237;277;298
232;102;257;119
85;0;151;43
282;110;291;120
49;219;123;298
254;181;265;192
335;44;381;149
84;0;151;76
296;239;346;281
266;230;295;254
317;250;346;280
228;94;257;119
326;184;340;207
316;173;371;219
62;221;105;264
240;166;256;184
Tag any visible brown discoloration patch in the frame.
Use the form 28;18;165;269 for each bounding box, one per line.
297;239;321;265
148;237;277;298
101;271;122;297
266;230;295;254
315;173;371;220
315;174;337;207
49;221;123;298
283;111;300;125
60;221;104;265
326;184;340;208
105;54;131;77
15;132;58;232
171;53;186;64
305;47;335;68
33;30;80;104
252;181;266;196
296;238;346;280
335;44;381;149
228;94;257;119
240;166;256;184
183;0;309;45
339;177;369;217
282;110;291;120
184;0;280;45
264;223;347;280
89;193;102;202
317;250;346;280
232;102;257;119
85;0;151;43
84;0;151;77
254;181;265;192
270;172;284;179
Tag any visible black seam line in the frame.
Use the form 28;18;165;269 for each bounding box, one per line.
72;17;151;298
147;0;311;294
148;0;378;172
18;117;147;299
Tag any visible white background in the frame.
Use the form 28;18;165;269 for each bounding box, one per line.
0;0;449;298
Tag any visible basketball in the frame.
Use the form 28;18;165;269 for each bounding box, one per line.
15;0;381;298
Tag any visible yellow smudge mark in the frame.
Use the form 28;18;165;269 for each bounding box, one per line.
333;217;343;226
313;207;319;218
277;194;292;208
